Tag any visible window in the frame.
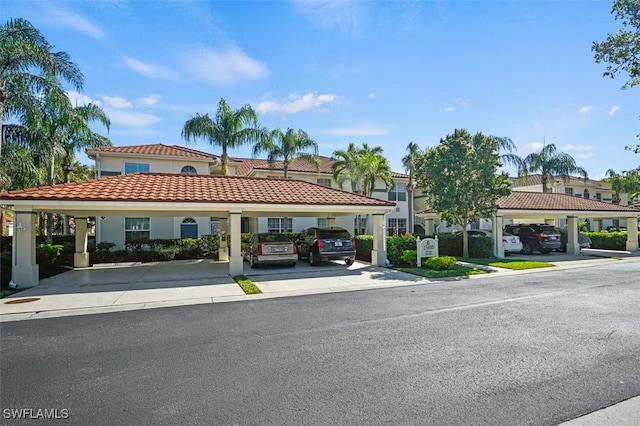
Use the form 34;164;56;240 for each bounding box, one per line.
354;216;368;235
181;165;197;174
125;163;150;174
317;178;332;187
388;218;407;236
267;218;292;233
180;218;198;239
125;217;150;242
388;183;407;202
583;189;589;199
317;218;328;228
564;187;574;196
596;193;602;201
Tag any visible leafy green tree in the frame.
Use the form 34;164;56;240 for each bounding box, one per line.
0;18;84;158
415;129;512;258
252;128;320;178
604;168;640;204
518;143;588;193
402;142;422;234
182;98;262;175
592;0;640;89
332;143;362;193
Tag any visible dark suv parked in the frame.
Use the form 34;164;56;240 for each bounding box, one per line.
503;224;562;254
296;227;356;266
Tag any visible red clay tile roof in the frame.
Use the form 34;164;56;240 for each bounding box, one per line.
86;144;218;160
417;192;639;214
497;191;637;211
510;174;610;190
233;155;409;178
1;173;396;206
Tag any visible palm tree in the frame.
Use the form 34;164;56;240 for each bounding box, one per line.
359;144;392;197
252;128;320;178
332;143;363;193
182;98;263;175
0;18;84;158
402;142;421;234
518;143;588;193
604;168;640;205
605;169;625;204
496;136;523;170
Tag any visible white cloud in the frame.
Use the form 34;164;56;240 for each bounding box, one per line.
292;0;366;34
256;93;337;115
102;96;133;109
520;142;544;152
579;106;591;113
123;57;180;80
575;153;596;160
368;93;375;99
137;94;162;107
181;46;269;87
104;108;161;127
444;106;454;112
67;91;101;107
44;5;107;40
608;105;620;117
563;144;593;152
454;98;470;108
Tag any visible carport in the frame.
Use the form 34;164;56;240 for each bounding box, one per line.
1;173;395;287
418;191;640;257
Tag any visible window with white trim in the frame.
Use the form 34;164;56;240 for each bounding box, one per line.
388;218;407;236
125;162;150;174
317;218;328;228
388;183;407;201
565;187;574;196
181;165;197;174
125;217;150;242
267;218;293;233
317;178;332;187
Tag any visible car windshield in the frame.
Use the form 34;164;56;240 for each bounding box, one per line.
258;234;290;243
318;229;351;239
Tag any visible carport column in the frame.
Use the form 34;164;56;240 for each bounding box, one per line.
73;217;90;268
248;217;258;234
424;219;434;236
219;217;228;261
566;216;580;255
371;213;387;266
11;210;39;288
327;217;336;227
492;215;505;258
626;216;639;251
229;211;243;276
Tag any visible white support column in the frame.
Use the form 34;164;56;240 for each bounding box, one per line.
228;211;243;276
219;217;229;261
425;219;434;236
73;217;90;268
567;216;580;255
592;219;602;232
493;215;505;258
327;217;336;227
626;216;638;251
371;213;387;266
11;210;39;288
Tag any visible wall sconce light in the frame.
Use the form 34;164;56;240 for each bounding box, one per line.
16;222;27;233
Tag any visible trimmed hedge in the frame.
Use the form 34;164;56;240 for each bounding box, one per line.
355;235;373;262
424;256;457;270
584;231;638;251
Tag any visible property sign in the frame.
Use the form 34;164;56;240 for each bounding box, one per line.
416;236;439;267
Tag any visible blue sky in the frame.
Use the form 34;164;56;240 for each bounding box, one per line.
5;0;639;179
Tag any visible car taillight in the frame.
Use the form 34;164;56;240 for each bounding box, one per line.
316;239;323;248
292;244;298;254
352;238;356;247
257;245;263;255
535;232;545;238
502;238;508;243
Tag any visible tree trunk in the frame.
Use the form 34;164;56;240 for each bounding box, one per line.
407;187;414;234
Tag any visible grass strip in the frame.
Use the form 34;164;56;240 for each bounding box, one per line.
460;258;554;270
397;264;488;278
234;275;262;295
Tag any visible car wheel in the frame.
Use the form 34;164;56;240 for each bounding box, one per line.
250;255;258;268
522;242;533;255
345;258;353;266
309;250;319;266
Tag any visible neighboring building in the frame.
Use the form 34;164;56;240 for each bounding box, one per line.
86;144;412;248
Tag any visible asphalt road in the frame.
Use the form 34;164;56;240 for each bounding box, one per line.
1;261;639;425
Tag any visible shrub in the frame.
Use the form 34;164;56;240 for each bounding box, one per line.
584;231;632;250
96;241;116;251
424;256;457;270
355;235;373;262
401;249;417;267
387;236;418;265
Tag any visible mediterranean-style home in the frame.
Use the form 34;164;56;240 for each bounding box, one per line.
85;144;413;249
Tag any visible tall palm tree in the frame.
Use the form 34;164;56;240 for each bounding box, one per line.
182;98;263;175
332;143;363;193
604;168;640;205
0;18;84;158
495;136;523;170
359;144;392;197
518;143;588;193
402;142;421;234
604;169;625;204
252;128;320;178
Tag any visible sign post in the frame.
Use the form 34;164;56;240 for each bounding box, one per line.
416;236;439;267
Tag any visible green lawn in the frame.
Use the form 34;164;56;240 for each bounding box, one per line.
396;264;488;278
234;275;262;294
459;258;555;270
